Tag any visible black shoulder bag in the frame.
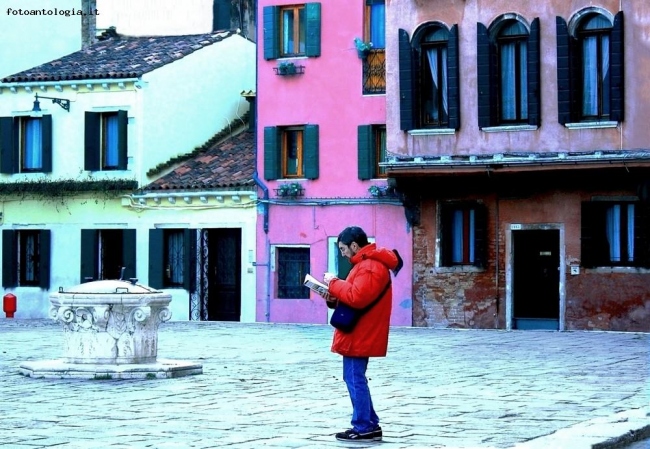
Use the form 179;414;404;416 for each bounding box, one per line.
329;281;392;333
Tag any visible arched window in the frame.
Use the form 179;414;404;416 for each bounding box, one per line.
577;13;612;119
496;20;528;123
421;27;450;127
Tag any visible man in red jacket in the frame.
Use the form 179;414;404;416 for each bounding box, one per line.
324;226;401;443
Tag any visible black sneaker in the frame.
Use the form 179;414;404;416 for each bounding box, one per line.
335;427;382;442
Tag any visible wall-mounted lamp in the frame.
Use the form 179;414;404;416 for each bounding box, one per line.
32;93;71;112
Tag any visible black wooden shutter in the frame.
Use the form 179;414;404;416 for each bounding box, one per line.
38;229;51;289
634;203;650;268
527;18;541;127
440;205;453;267
448;24;461;130
473;203;488;269
184;229;196;291
581;202;610;268
263;126;280;180
357;125;374;180
117;110;128;170
305;3;321;57
148;229;164;289
212;0;230;32
610;11;624;123
84;112;100;171
304;124;319;180
476;22;493;129
0;117;15;174
80;229;98;282
399;29;415;131
41;115;53;173
2;230;17;288
263;6;280;60
122;229;136;280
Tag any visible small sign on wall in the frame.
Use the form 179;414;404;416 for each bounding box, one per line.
510;224;522;230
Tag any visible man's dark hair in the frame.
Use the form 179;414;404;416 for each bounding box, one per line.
337;226;369;248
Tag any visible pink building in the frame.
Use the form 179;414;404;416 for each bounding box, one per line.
255;1;412;325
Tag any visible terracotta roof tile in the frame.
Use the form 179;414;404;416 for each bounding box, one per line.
145;129;256;191
2;30;240;83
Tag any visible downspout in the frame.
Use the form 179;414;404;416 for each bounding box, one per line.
253;172;271;322
494;193;500;329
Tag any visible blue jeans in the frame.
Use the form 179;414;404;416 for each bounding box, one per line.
342;356;379;433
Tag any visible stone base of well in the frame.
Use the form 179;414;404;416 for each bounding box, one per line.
18;358;203;380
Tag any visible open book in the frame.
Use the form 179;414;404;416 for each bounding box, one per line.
304;274;329;296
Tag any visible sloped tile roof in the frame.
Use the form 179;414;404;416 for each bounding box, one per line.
145;128;256;191
2;30;240;83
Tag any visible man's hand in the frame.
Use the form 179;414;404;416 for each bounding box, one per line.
323;272;337;285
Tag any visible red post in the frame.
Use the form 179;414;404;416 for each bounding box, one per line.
3;293;16;318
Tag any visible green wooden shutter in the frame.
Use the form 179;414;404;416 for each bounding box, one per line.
148;229;164;289
305;3;321;57
304;124;319;180
263;6;280;60
0;117;15;174
38;229;51;289
263;126;280;180
473;203;488;269
184;229;196;291
556;17;572;125
117;110;128;170
212;0;231;32
41;115;53;173
527;18;541;127
447;24;461;130
2;230;17;288
610;11;624;122
477;22;493;129
357;125;374;180
399;29;415;131
122;229;136;280
84;112;100;171
335;241;352;280
80;229;97;282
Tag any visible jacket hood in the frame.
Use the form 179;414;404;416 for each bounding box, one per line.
351;243;399;271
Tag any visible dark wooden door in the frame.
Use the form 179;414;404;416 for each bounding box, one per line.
513;230;560;330
207;229;241;321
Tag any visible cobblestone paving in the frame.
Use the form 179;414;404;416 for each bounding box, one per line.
0;320;648;448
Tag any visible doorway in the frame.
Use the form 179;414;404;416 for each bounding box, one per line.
512;230;560;330
207;228;241;321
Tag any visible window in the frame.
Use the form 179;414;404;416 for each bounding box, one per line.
276;247;310;299
0;115;52;174
358;124;386;179
2;229;51;288
362;0;386;94
440;203;487;268
84;111;128;171
581;202;650;268
557;10;624;124
148;229;195;289
80;229;136;282
263;3;321;60
399;24;460;131
477;16;540;129
264;125;319;181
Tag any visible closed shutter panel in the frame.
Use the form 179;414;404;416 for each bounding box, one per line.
39;230;51;289
122;229;136;280
0;117;15;174
399;29;415;131
357;125;374;180
447;24;461;130
304;124;319;180
440;205;453;267
212;0;230;32
634;203;650;268
556;17;571;125
263;126;280;180
473;203;488;269
84;112;100;171
80;229;97;282
148;229;164;289
610;11;624;123
2;230;17;288
336;243;352;280
184;229;196;291
117;110;128;170
527;18;541;127
477;23;493;129
581;202;610;268
263;6;280;60
305;3;321;57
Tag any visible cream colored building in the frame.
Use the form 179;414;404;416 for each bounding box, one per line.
0;30;257;321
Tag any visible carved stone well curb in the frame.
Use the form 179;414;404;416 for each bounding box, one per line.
19;280;202;380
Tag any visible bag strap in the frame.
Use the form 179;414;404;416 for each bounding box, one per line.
359;280;392;314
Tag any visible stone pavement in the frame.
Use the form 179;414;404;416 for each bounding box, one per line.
0;319;648;449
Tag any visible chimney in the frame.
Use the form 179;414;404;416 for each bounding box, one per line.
81;0;97;49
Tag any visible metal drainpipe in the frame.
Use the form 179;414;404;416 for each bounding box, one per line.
253;172;271;322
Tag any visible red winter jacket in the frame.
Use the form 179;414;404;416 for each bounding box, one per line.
328;243;399;357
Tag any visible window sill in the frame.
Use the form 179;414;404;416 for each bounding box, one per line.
481;125;538;133
408;128;456;136
434;265;484;274
584;266;650;274
564;121;618;130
